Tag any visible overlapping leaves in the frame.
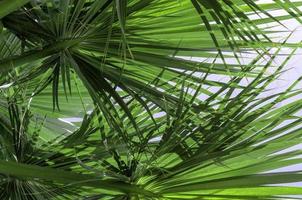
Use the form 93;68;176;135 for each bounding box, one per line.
0;0;302;199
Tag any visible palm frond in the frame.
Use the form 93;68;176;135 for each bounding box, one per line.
1;0;302;199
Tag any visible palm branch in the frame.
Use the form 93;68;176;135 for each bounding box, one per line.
0;0;302;199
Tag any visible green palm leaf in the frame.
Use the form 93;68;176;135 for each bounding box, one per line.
1;0;302;199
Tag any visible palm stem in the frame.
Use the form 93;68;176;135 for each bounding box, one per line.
0;38;81;72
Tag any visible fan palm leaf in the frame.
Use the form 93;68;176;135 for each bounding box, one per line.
0;0;302;199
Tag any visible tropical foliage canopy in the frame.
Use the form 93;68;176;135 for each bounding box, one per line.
1;0;302;199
